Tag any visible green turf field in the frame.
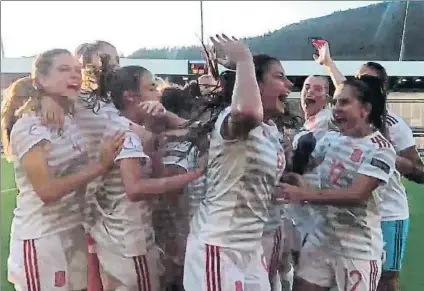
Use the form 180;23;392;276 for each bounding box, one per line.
1;158;423;290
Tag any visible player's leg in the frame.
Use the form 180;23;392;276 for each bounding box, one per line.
333;257;381;291
8;234;70;290
377;219;409;291
294;242;333;291
85;233;103;291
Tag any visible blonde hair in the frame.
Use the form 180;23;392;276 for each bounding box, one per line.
1;48;72;160
1;77;35;160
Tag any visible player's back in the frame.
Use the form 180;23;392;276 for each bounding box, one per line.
309;130;396;260
10;114;88;239
99;112;155;256
191;107;285;251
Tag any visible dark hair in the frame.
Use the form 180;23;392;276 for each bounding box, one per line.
342;75;387;134
78;41;118;110
109;65;150;110
363;62;389;92
180;54;303;154
253;54;303;130
162;86;197;119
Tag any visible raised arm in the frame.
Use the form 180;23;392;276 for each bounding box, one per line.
312;40;346;88
211;34;263;136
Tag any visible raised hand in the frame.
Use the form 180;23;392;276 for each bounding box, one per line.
138;101;167;117
210;34;252;64
312;39;333;67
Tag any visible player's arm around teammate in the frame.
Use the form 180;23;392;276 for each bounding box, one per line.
280;76;396;291
2;49;124;291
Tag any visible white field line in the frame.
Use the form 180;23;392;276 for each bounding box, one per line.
1;187;17;193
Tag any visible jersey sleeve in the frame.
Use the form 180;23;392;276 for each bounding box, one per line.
388;118;416;153
10;116;52;160
115;131;150;162
161;141;192;172
357;147;396;184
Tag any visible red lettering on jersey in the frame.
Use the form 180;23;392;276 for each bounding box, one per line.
54;271;66;287
370;134;391;149
350;149;363;163
329;159;346;185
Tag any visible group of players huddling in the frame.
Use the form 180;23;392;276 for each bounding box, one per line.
1;35;423;291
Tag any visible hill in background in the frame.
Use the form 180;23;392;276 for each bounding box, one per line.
129;1;424;61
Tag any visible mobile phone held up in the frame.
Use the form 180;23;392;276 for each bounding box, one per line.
308;37;326;55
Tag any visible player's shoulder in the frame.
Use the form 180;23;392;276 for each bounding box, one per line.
386;110;409;128
11;114;48;139
367;131;396;154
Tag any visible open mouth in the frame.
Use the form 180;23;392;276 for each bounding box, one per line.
304;97;316;107
67;83;81;91
332;114;347;126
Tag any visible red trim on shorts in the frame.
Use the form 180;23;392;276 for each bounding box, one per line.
369;260;378;291
23;240;41;291
269;226;282;281
205;244;222;291
133;255;151;291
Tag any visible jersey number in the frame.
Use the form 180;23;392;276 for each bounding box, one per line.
343;268;362;291
328;159;346;184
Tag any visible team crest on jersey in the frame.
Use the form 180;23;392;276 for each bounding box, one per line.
54;271;66;287
350;148;363;163
123;135;136;149
28;124;41;135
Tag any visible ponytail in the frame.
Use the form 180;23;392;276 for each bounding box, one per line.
1;77;37;161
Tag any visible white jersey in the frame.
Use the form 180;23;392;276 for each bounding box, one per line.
286;109;333;228
304;108;334;141
10;115;88;239
191;107;285;251
73;96;120;229
308;130;396;260
377;110;413;221
98;113;154;257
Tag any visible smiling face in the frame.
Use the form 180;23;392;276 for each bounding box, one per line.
37;52;82;102
332;83;370;136
301;76;328;118
259;61;293;112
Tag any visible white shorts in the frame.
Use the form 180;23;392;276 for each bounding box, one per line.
184;235;270;291
296;242;382;291
262;225;287;290
8;226;87;291
96;244;162;291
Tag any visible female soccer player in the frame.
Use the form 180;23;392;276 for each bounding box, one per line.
280;75;397;291
313;41;422;291
2;49;124;291
90;65;203;290
184;35;292;291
